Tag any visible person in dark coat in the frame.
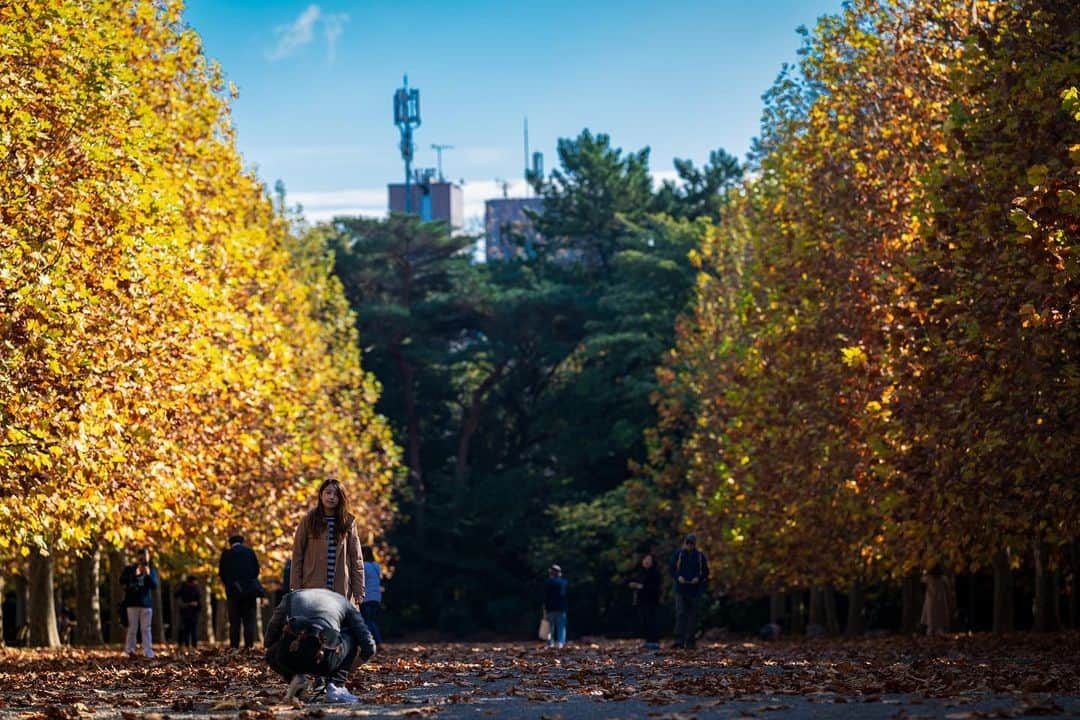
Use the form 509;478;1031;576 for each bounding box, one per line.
542;565;568;648
173;575;202;649
670;533;709;649
265;588;376;704
629;552;662;649
219;533;262;649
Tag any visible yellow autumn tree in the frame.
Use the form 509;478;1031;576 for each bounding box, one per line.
0;0;398;646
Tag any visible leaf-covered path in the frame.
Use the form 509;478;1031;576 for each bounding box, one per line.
2;636;1078;720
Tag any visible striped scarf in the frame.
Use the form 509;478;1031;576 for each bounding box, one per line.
324;515;337;590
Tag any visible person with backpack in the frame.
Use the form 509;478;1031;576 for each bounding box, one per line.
265;588;376;704
670;533;709;649
219;533;264;649
290;479;365;608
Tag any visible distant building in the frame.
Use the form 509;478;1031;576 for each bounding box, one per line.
388;180;464;235
484;197;544;261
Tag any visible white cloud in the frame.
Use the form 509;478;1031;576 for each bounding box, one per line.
267;5;349;63
267;5;320;61
323;12;349;63
291;188;387;223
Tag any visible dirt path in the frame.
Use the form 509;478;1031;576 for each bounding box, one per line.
1;635;1078;719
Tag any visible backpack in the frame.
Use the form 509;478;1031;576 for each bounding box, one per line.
272;594;347;680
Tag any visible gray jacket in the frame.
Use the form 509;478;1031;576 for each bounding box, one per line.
265;588;372;650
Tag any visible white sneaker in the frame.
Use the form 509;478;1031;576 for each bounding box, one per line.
285;674;309;701
324;683;358;704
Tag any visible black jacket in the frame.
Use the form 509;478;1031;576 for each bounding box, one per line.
219;543;261;598
120;564;158;608
633;564;662;607
173;581;201;618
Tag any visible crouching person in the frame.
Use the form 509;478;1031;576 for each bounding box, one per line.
265;588;376;704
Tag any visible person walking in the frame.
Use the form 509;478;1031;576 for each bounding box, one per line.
543;565;568;649
920;565;952;637
361;546;383;647
173;575;202;650
629;552;662;649
290;479;365;608
120;548;158;658
670;533;709;649
219;533;263;649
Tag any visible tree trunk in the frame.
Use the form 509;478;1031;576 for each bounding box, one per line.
824;584;840;635
395;352;425;545
809;587;824;628
171;585;180;647
213;593;227;642
199;581;215;644
254;598;264;645
967;573;977;632
75;547;103;645
15;574;29;642
107;549;126;644
1069;540;1079;630
845;581;866;637
789;590;806;635
992;549;1014;634
1032;540;1057;633
27;552;60;647
769;592;785;625
151;575;165;643
900;573;920;634
452;362;507;516
1051;567;1062;631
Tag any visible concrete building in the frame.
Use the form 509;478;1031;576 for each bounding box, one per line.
388;180;464;235
484;197;544;261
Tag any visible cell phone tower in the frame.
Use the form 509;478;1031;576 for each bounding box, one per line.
393;75;421;213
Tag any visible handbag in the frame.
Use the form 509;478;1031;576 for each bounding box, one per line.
538;615;551;641
233;577;266;599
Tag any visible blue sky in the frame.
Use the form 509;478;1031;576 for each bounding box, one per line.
183;0;842;224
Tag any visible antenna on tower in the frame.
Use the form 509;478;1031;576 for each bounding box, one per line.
393;75;421;213
431;144;454;182
523;117;529;184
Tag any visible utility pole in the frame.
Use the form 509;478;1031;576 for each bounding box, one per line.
393;75;421;213
431;144;453;182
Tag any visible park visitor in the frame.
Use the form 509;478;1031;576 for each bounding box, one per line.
173;575;202;650
265;587;376;704
219;533;264;649
361;546;383;647
290;479;366;608
543;564;568;649
920;565;953;637
120;547;158;658
671;533;709;649
629;551;662;649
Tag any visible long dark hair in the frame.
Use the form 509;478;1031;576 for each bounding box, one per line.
303;478;352;538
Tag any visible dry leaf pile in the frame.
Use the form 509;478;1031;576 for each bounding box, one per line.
0;634;1076;718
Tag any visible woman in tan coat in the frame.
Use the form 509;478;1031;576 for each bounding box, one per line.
290;479;365;608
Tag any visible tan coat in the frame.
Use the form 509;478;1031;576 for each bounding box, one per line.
290;513;365;608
